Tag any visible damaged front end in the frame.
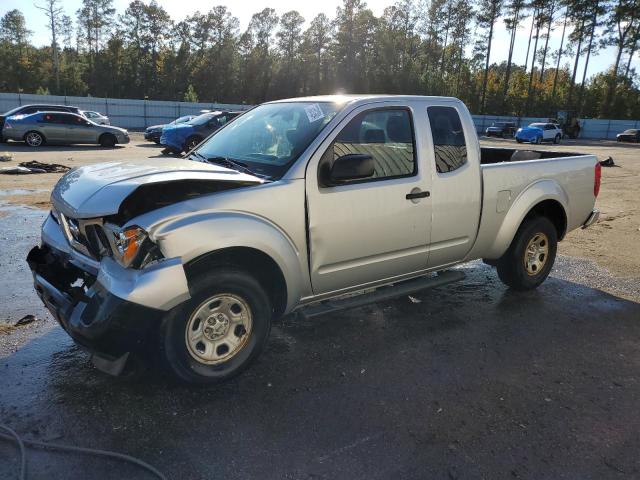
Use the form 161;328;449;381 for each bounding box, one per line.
26;159;262;375
27;242;164;375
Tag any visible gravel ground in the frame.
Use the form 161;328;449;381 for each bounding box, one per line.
1;136;639;479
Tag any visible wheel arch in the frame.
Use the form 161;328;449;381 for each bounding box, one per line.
483;180;568;259
98;131;117;144
151;211;305;315
184;247;288;318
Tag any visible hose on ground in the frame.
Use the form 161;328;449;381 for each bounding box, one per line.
0;424;166;480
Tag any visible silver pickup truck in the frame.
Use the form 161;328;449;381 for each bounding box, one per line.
27;95;600;384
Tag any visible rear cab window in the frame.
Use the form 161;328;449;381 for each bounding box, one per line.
427;106;468;173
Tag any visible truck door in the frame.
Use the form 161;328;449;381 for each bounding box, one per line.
425;104;482;268
306;104;432;295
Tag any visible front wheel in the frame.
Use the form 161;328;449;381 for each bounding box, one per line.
496;216;558;291
184;135;202;153
99;134;116;148
554;134;561;144
160;268;272;384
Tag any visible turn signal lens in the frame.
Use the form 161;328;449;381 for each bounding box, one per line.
114;226;147;267
594;162;601;197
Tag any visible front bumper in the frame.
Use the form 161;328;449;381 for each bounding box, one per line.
118;135;130;144
160;132;184;152
144;131;160;141
27;244;163;374
27;215;191;374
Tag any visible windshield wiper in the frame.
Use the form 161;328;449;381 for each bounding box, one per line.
205;156;272;180
187;151;207;161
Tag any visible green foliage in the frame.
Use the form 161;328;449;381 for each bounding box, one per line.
0;0;639;118
183;84;198;102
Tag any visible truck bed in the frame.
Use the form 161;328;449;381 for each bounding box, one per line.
465;147;598;261
480;147;581;164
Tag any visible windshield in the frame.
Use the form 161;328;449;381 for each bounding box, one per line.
194;102;343;179
173;115;193;124
188;113;216;126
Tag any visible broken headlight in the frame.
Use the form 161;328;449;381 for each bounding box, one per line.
112;226;161;269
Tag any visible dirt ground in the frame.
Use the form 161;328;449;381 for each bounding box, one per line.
1;133;638;280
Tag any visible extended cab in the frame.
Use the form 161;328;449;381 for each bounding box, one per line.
27;95;600;384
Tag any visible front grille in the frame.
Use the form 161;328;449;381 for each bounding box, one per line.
59;213;112;260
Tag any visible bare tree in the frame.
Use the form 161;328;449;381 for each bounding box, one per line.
35;0;65;92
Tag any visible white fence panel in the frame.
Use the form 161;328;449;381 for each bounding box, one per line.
1;92;638;138
0;92;252;130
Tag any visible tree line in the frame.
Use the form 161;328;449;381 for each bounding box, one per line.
0;0;639;119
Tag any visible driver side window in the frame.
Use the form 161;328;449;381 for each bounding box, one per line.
320;108;416;183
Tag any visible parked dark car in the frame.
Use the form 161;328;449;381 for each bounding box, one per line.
144;115;195;143
0;104;82;140
485;121;517;138
160;111;242;154
616;129;640;143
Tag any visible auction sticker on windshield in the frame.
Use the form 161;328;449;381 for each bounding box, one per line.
305;104;325;123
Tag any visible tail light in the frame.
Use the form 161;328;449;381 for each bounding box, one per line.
594;162;601;197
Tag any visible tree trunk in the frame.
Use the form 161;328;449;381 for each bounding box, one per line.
524;11;536;73
525;19;540;115
502;8;520;105
539;3;555;83
551;11;568;98
578;4;598;116
567;16;585;110
624;39;638;78
480;13;495;114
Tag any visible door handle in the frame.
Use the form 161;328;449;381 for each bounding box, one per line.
406;190;430;200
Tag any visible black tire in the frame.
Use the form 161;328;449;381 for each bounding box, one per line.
160;268;272;384
554;134;561;144
24;131;45;147
496;216;558;291
99;133;116;148
535;136;541;144
184;135;202;153
516;139;523;144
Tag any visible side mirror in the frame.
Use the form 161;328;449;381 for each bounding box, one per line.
329;153;374;184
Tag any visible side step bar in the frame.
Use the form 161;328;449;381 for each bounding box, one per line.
300;270;466;319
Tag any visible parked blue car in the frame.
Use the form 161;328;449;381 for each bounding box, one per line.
515;122;563;144
160;110;242;154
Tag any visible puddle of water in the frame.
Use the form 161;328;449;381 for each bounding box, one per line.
0;188;49;196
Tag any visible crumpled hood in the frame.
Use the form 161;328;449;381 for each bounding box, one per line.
52;158;265;219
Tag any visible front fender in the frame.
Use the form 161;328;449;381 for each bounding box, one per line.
151;211;304;313
485;179;568;259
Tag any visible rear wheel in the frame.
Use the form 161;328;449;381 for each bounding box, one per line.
554;134;561;144
99;133;116;148
160;268;272;384
24;131;44;147
496;216;557;291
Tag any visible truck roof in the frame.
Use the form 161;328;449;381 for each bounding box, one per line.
267;94;462;106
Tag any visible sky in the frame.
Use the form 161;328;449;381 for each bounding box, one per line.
2;0;638;82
